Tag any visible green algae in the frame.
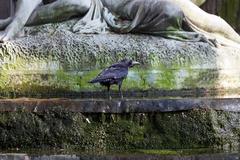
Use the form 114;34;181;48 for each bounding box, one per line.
136;148;218;156
0;67;220;97
0;55;222;98
182;69;219;89
137;149;179;155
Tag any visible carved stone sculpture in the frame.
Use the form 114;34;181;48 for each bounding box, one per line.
0;0;239;48
0;0;240;99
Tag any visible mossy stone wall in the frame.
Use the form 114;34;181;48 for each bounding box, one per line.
0;108;240;151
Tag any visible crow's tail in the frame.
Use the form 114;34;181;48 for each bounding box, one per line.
89;79;99;83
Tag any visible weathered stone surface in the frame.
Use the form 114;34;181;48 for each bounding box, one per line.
1;98;240;113
0;153;239;160
0;22;240;151
0;108;240;151
0;21;239;98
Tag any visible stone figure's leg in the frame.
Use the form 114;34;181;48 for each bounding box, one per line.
0;0;42;41
26;0;91;26
170;0;240;44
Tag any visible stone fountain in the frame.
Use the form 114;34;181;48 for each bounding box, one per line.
0;0;240;151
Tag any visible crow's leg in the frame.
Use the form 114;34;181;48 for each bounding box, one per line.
107;85;112;100
118;81;123;99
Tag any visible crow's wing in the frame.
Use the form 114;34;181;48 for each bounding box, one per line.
90;66;128;83
109;62;125;68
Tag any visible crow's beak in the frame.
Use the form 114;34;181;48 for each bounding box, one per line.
132;61;140;66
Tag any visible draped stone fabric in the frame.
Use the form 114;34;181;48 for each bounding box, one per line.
72;0;108;33
72;0;211;43
102;0;184;32
42;0;57;4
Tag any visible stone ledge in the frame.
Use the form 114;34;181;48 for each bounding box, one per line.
0;97;240;113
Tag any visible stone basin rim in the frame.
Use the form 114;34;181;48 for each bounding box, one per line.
0;97;239;113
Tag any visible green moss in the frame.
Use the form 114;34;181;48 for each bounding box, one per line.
154;68;178;89
0;55;223;97
1;109;239;151
137;149;179;155
183;69;219;89
137;148;218;156
78;70;102;90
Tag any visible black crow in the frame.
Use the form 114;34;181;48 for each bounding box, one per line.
89;59;140;99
